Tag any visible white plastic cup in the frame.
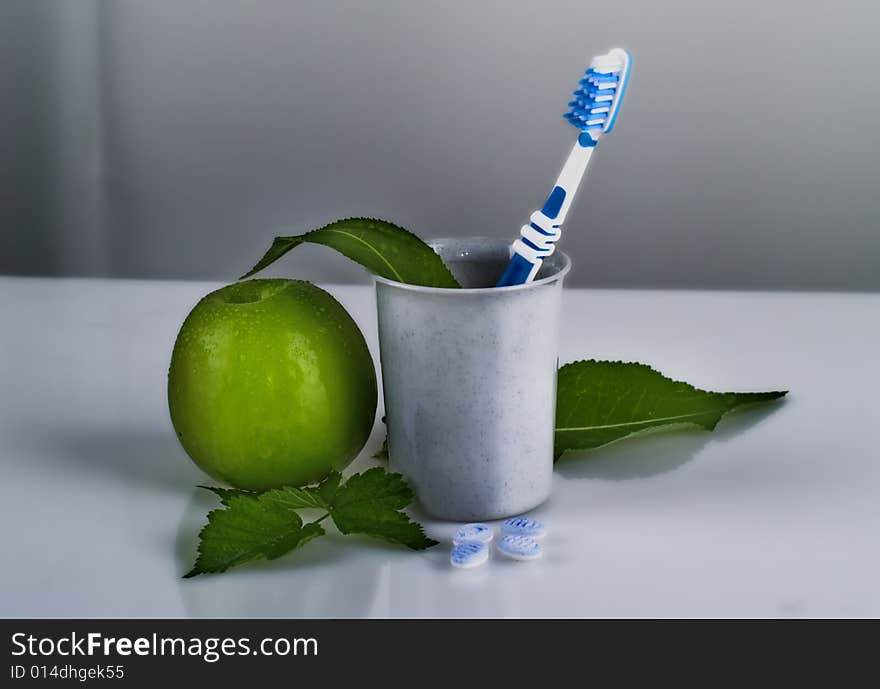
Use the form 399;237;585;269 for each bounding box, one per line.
374;238;571;521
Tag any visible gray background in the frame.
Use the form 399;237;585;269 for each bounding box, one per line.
3;0;878;289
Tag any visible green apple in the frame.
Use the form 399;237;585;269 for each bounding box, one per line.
168;279;377;490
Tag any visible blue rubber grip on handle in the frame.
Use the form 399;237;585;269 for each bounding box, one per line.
496;252;536;287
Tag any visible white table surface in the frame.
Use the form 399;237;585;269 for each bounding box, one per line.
1;276;878;618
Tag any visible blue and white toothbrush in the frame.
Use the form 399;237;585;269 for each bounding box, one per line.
496;48;632;287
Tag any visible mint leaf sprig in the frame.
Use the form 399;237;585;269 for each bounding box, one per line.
185;467;437;578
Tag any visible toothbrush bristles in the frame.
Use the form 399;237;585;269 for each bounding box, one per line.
565;52;626;134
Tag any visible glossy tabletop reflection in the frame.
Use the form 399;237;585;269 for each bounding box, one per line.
1;277;878;618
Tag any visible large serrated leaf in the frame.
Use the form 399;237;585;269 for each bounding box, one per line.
329;468;437;550
185;492;325;577
241;217;461;288
554;360;787;460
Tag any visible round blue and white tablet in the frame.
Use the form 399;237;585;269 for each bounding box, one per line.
501;516;546;540
452;523;494;546
496;535;543;561
450;540;489;569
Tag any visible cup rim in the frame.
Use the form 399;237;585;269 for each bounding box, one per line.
372;237;572;294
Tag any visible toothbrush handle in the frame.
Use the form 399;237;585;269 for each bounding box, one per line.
496;209;562;286
497;139;596;286
496;252;536;286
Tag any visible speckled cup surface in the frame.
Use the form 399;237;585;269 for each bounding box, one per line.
374;238;571;521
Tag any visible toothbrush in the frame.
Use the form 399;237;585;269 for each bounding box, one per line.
496;48;632;287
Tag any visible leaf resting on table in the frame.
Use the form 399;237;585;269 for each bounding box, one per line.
310;471;343;506
186;469;436;577
329;467;438;550
240;217;461;288
185;489;325;577
554;360;787;460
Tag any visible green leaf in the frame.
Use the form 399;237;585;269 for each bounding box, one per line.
187;470;437;576
262;485;328;510
554;360;787;460
185;491;325;577
199;484;326;510
198;485;254;506
199;471;342;510
240;217;461;288
328;468;438;550
309;471;342;506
